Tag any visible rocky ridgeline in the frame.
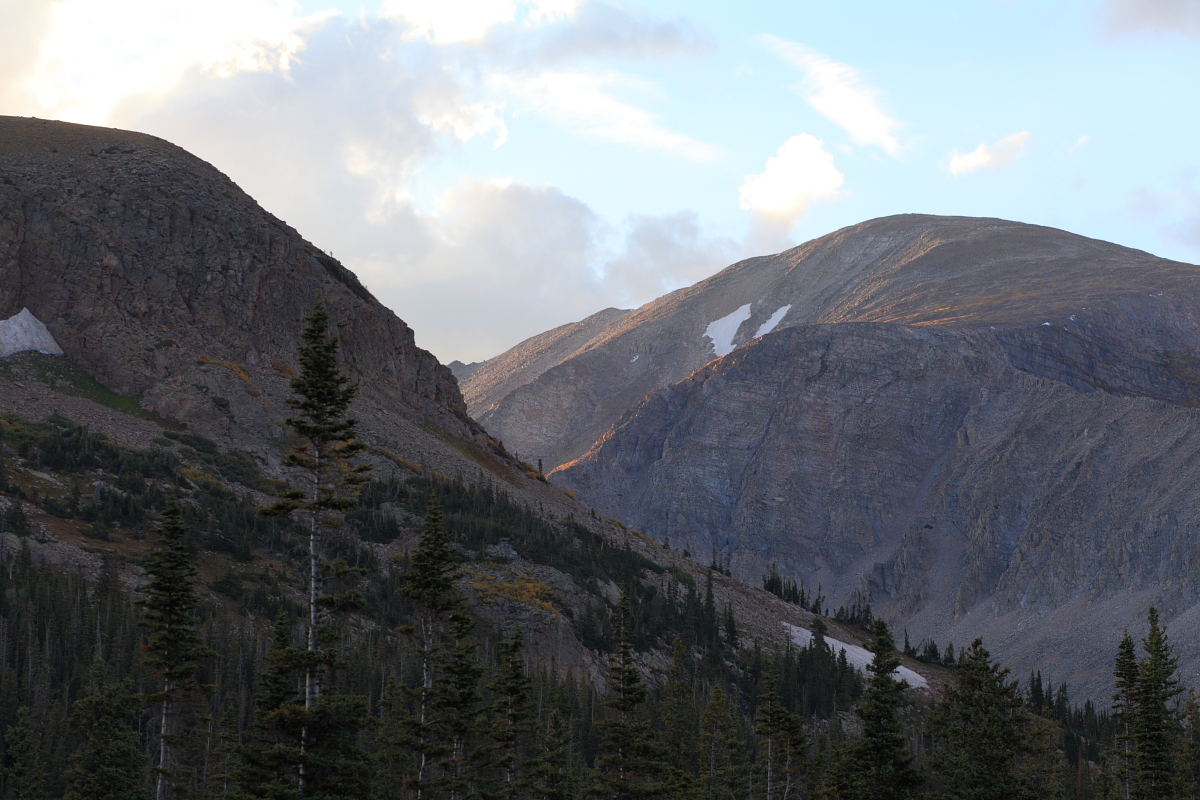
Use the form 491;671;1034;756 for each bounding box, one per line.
467;214;1200;471
471;214;1200;698
0;116;486;470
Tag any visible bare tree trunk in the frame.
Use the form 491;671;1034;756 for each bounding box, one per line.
157;686;170;800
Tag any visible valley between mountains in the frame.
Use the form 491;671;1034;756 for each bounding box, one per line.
2;112;1200;800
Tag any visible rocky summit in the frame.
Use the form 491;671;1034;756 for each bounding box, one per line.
466;214;1200;698
0;115;491;473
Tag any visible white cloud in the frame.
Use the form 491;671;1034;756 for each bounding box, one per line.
761;35;900;156
2;4;736;362
381;0;579;43
1103;0;1200;37
947;131;1031;175
12;0;333;123
738;134;843;221
602;211;741;302
355;180;742;360
490;1;710;65
489;70;720;161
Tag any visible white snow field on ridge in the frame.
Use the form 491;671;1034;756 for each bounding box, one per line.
784;622;929;689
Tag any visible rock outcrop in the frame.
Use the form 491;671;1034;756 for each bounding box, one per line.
467;214;1200;471
0;116;489;471
486;214;1200;698
552;321;1200;692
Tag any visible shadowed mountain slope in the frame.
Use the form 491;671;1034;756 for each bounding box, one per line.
0;115;494;472
466;214;1200;471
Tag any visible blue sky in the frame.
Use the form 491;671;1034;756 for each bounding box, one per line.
2;0;1198;361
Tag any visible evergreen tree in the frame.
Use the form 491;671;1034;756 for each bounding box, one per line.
699;686;740;800
1113;631;1139;799
438;604;484;800
926;638;1056;800
482;629;535;799
231;612;371;800
2;707;47;800
260;299;371;710
755;676;808;800
823;620;921;800
660;637;699;776
232;614;307;800
62;679;149;800
528;709;575;800
590;592;663;800
1176;691;1200;800
1133;607;1181;800
138;501;216;800
392;495;462;798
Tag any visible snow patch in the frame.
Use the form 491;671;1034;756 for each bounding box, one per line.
754;304;792;339
783;622;928;689
0;309;64;358
630;355;639;362
704;303;752;357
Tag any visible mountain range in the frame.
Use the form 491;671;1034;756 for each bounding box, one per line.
461;213;1200;698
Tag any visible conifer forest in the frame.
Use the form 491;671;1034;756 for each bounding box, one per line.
3;306;1200;800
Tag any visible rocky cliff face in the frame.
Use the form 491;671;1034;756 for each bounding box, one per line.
553;320;1200;696
466;214;1200;471
484;215;1200;697
0;116;490;471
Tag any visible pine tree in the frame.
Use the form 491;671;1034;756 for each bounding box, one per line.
232;614;307;800
700;686;740;800
590;592;663;800
3;707;48;800
1113;630;1139;799
393;494;462;798
1176;691;1200;800
62;678;149;800
482;629;536;799
260;298;371;711
528;708;575;800
138;501;216;800
437;604;484;799
824;620;921;800
1133;607;1181;800
755;676;808;800
926;638;1056;800
661;636;699;776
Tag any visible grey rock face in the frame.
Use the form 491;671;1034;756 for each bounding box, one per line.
468;214;1200;471
553;322;1200;696
0;116;486;463
499;214;1200;698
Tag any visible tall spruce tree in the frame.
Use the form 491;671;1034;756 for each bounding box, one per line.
1133;607;1181;800
824;620;921;800
590;592;663;800
661;636;699;777
260;298;371;710
2;707;47;800
62;678;149;800
232;613;307;800
926;638;1056;800
754;675;808;800
1112;631;1139;799
482;629;536;800
529;709;575;800
700;686;741;800
438;604;484;800
1176;691;1200;800
138;501;215;800
392;494;462;798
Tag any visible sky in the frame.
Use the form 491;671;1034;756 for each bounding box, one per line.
1;0;1198;363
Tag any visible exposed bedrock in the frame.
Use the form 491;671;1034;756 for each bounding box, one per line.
0;116;483;461
553;322;1200;696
